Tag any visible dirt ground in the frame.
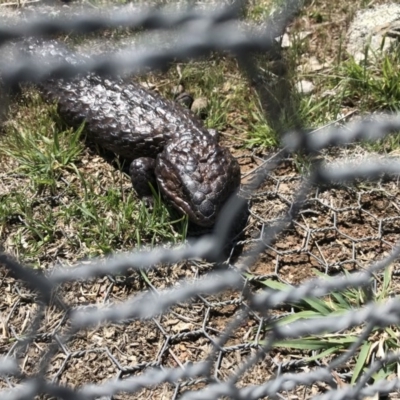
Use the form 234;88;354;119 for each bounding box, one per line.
1;146;399;398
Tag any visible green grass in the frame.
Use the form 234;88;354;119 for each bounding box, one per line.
0;93;187;267
258;267;399;384
1;97;84;192
339;49;400;112
155;57;276;145
294;46;400;152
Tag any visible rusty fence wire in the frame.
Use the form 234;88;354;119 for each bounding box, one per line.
1;1;400;399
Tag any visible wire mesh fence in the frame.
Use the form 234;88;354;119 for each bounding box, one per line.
1;0;400;399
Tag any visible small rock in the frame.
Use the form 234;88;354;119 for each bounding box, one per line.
191;97;209;117
280;33;291;48
140;81;156;90
321;89;337;98
295;80;315;94
297;55;327;73
171;84;185;97
307;56;325;72
347;3;400;63
279;31;312;48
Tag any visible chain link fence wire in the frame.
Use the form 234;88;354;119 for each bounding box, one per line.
1;0;400;399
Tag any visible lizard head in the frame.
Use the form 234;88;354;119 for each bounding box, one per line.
155;132;241;227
